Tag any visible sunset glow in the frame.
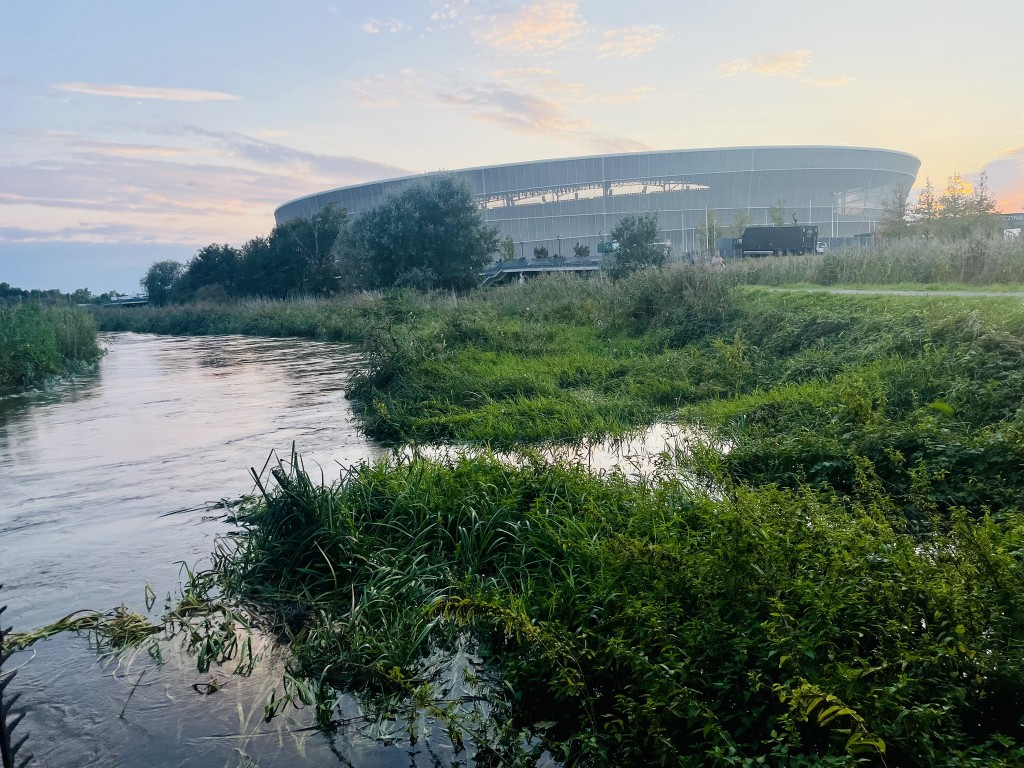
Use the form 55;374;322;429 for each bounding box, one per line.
1;0;1021;291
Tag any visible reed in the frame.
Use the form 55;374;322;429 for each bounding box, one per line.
0;304;103;391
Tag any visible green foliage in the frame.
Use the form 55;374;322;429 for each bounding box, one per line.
912;173;1003;240
88;240;1024;763
212;450;1024;766
769;198;787;227
140;260;183;305
876;182;912;239
139;204;350;304
266;204;348;296
573;242;590;258
346;175;498;291
607;212;667;279
0;303;103;390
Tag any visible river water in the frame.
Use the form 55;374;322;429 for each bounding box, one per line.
0;332;699;767
0;333;413;767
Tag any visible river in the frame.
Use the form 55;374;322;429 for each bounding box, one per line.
0;332;698;767
0;333;428;767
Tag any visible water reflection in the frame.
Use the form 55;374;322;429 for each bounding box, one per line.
0;332;708;767
408;422;729;480
0;332;390;767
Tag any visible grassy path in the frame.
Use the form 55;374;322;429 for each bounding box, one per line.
768;286;1024;297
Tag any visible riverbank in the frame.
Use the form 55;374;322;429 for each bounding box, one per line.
0;304;103;391
83;245;1024;764
211;446;1024;766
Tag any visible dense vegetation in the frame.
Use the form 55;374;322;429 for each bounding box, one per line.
216;449;1023;766
141;175;499;303
0;303;103;391
877;172;1001;240
92;238;1024;764
0;281;124;306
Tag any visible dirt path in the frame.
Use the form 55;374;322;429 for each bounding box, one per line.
766;287;1024;298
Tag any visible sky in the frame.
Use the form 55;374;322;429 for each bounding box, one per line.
2;0;1022;293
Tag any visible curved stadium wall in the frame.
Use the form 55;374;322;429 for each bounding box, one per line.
275;146;920;256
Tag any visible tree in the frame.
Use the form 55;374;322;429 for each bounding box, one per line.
910;178;940;239
768;199;787;227
939;173;971;219
176;244;240;301
697;209;726;253
729;209;752;237
573;242;590;258
533;246;549;259
140;260;184;305
348;175;498;291
607;212;666;279
877;183;912;239
269;204;348;296
501;237;516;261
236;236;278;297
968;171;997;217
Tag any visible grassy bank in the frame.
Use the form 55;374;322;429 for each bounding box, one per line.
0;303;104;391
85;240;1024;763
212;450;1024;767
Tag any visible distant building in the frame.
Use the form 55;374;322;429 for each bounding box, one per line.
276;146;920;257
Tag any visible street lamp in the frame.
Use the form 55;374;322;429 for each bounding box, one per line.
556;234;561;258
831;191;841;240
519;240;525;259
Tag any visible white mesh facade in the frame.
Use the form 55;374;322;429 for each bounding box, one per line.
275;146;920;256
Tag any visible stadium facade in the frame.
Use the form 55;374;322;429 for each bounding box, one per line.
275;146;920;257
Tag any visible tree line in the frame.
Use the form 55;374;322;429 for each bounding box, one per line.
141;175;500;304
877;171;1001;239
0;282;124;306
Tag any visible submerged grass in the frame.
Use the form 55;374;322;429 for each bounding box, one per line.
0;304;103;391
75;236;1024;763
205;447;1024;767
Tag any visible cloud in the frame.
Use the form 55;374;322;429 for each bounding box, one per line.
361;18;411;34
979;148;1024;213
719;50;812;78
598;25;669;59
600;86;655;105
804;75;855;88
347;71;418;107
483;67;654;106
54;82;241;102
430;0;473;23
347;69;648;152
477;1;584;53
0;127;412;245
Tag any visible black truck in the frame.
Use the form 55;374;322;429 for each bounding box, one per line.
733;225;818;256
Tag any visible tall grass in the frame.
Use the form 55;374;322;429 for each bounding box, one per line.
723;237;1024;287
207;448;1024;766
0;304;103;391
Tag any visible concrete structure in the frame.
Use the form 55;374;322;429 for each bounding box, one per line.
275;146;920;257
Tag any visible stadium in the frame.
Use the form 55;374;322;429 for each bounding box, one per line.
275;146;920;258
